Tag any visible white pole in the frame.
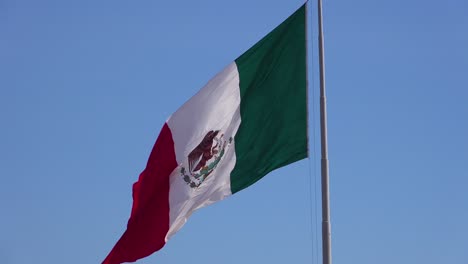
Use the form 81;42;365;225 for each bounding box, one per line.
316;0;332;263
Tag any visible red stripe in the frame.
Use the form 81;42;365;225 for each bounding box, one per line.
103;123;177;264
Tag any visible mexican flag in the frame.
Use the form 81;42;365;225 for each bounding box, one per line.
103;4;307;264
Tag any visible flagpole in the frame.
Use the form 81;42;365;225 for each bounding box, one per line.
316;0;332;263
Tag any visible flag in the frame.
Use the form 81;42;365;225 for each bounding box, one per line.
103;4;307;264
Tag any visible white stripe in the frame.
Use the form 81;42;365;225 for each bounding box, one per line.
166;62;241;240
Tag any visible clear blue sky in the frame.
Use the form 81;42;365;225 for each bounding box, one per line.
2;0;467;263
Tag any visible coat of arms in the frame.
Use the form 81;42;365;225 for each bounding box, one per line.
181;130;232;188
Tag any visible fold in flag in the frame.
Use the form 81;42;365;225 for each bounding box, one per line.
103;4;307;264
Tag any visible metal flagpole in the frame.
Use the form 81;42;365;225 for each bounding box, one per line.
316;0;332;263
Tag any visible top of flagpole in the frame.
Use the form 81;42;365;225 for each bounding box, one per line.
315;0;332;263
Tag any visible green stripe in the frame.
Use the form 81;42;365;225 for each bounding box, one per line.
230;5;307;194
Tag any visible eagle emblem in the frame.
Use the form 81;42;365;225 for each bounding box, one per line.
181;130;232;188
